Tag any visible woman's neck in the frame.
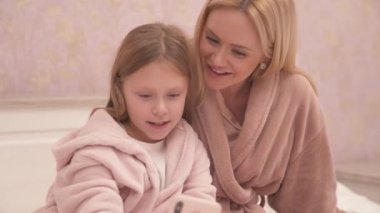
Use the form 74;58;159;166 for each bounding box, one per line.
220;80;252;124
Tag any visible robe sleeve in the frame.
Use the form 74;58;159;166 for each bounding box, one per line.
268;77;341;213
268;127;340;212
52;149;124;213
182;138;217;202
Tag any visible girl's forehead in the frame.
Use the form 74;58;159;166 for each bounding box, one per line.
123;60;188;84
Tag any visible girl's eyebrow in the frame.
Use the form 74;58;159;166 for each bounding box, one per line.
205;28;253;51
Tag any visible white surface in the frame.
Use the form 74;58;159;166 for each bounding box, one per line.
0;143;56;213
336;182;380;213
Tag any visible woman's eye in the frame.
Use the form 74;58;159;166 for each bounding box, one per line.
232;49;247;57
206;35;218;44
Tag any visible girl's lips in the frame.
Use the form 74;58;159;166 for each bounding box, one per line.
147;120;170;128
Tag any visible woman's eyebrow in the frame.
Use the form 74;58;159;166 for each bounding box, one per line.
205;28;253;51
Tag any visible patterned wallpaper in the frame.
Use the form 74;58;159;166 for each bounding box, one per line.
0;0;203;99
296;0;380;163
0;0;379;163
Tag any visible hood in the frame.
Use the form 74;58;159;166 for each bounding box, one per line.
51;109;145;170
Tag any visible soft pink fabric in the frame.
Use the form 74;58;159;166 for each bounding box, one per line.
192;72;342;213
35;109;216;213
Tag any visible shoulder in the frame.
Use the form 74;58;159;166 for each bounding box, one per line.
278;72;327;139
276;71;317;105
279;71;315;94
169;119;203;146
68;140;149;177
174;119;198;135
271;71;326;132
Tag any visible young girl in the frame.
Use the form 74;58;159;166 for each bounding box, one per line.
36;23;216;213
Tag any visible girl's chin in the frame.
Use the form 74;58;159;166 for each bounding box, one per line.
144;135;167;143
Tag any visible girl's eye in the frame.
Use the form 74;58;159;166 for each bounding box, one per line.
138;94;151;98
206;35;218;44
232;49;247;58
168;93;180;98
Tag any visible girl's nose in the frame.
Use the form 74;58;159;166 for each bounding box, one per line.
152;99;168;116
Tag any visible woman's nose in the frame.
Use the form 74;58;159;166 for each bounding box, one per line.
211;47;227;67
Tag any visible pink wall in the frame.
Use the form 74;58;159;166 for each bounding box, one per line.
0;0;379;163
296;0;380;163
0;0;204;98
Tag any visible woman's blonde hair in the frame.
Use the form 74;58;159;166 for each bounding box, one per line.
194;0;301;78
105;23;204;123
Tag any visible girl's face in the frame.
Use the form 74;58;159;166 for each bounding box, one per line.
199;7;266;91
122;59;188;143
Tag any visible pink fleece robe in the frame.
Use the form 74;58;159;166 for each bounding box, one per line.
35;109;216;213
192;72;342;212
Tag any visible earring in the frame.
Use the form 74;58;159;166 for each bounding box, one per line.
259;62;267;70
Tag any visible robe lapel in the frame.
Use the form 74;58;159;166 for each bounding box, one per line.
231;73;279;168
195;73;279;204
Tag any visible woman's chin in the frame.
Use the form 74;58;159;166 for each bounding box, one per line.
204;74;228;90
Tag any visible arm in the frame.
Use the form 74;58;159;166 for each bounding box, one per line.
53;149;124;213
182;139;217;202
268;127;339;213
268;76;339;212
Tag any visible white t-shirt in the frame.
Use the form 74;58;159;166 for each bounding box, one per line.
137;140;167;190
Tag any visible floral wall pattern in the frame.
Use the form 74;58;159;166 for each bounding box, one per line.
0;0;204;98
296;0;380;163
0;0;379;163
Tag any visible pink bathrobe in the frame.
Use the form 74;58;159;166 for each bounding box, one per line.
192;72;342;212
36;109;216;213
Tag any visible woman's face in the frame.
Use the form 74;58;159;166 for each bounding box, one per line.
199;7;266;91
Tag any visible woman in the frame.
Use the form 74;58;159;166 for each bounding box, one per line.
191;0;343;212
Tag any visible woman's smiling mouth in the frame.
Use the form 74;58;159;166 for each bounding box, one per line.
207;64;231;76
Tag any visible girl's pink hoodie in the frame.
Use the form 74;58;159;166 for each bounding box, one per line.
35;109;216;213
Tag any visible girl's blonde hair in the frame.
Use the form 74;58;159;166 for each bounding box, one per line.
106;23;204;123
194;0;303;78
